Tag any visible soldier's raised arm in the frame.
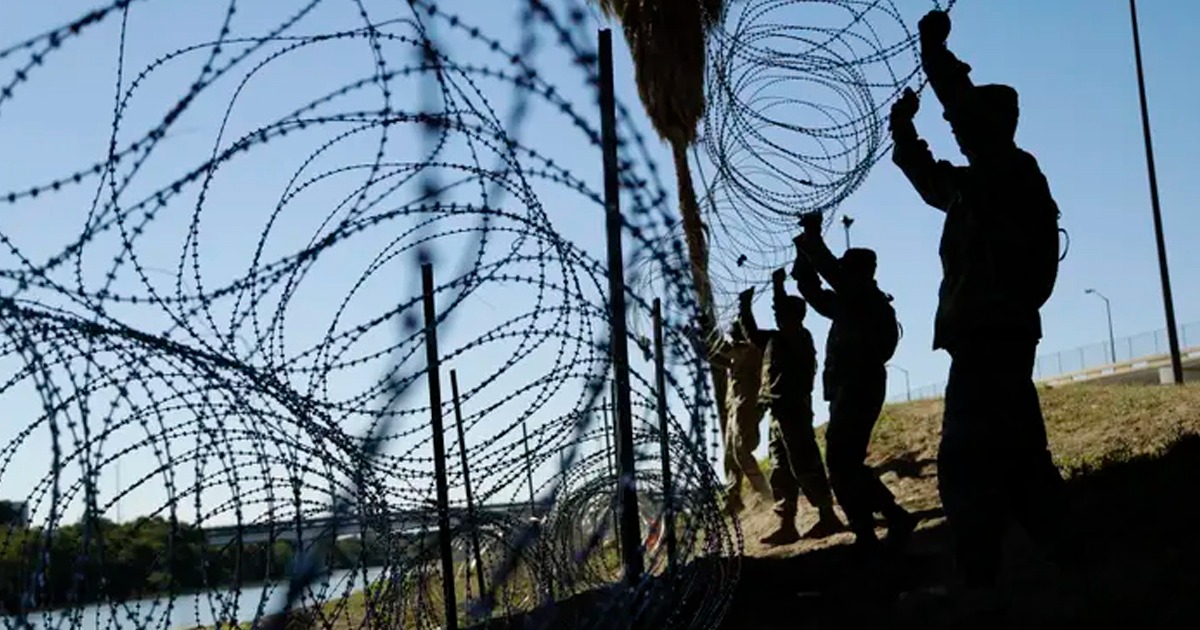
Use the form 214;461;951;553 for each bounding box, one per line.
790;218;843;318
919;10;975;117
795;214;853;293
737;288;771;349
890;88;961;212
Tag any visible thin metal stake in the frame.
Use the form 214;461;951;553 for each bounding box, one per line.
652;299;678;576
598;27;644;586
450;370;487;606
421;263;458;630
521;420;536;515
603;393;619;552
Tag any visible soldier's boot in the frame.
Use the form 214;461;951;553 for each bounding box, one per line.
802;507;847;539
748;473;773;503
884;506;917;551
724;492;745;517
849;522;882;554
760;520;801;546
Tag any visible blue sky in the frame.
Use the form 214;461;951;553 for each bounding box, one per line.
1;0;1197;526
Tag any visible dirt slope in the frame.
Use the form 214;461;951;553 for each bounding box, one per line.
723;382;1200;629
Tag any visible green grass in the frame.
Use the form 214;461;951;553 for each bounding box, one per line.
724;382;1200;629
864;382;1200;476
732;382;1200;511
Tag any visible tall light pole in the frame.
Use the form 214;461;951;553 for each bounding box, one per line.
841;215;855;251
1128;0;1184;384
887;363;911;402
1085;289;1117;364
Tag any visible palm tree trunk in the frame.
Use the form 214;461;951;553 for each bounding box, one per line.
670;140;730;456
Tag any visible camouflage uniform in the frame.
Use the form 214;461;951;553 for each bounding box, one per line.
793;238;913;547
890;14;1069;587
711;337;772;509
738;301;836;525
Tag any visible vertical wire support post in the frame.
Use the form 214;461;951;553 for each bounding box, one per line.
603;395;615;476
422;263;458;630
450;370;487;605
609;380;622;547
598;27;645;586
610;381;621;478
518;418;553;603
603;392;620;552
652;299;679;576
521;420;537;516
1129;0;1183;384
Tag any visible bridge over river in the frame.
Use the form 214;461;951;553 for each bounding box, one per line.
201;501;547;546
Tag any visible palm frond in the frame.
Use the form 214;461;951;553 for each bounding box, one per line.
593;0;627;20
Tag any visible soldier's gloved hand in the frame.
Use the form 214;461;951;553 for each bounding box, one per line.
771;268;787;287
792;232;808;254
890;88;920;123
919;10;951;48
790;241;815;279
800;211;823;238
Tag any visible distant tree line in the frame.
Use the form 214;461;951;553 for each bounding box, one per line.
0;501;28;527
0;516;397;615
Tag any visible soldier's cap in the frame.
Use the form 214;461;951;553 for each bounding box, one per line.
775;295;807;314
944;84;1019;135
841;248;877;269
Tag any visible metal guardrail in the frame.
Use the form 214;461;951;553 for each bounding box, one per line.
1040;346;1200;387
888;320;1200;403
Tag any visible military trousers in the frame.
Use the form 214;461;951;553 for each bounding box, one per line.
825;364;899;539
723;397;771;504
767;399;835;521
939;333;1068;588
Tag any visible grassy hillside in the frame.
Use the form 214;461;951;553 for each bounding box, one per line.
727;382;1200;629
868;382;1200;479
738;383;1200;550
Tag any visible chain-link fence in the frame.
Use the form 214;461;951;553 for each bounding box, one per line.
890;320;1200;403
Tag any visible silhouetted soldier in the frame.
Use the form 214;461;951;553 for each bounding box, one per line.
889;10;1071;589
739;270;845;545
710;321;773;514
792;212;916;553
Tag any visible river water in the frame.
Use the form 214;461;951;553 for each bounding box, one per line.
0;567;387;630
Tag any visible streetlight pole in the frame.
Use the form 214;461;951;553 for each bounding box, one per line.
887;363;911;402
1128;0;1184;384
1085;289;1117;364
841;215;854;251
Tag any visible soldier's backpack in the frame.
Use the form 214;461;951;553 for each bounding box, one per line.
1017;151;1065;309
870;291;902;364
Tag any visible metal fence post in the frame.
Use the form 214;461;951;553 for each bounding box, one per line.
598;27;644;587
602;394;619;551
521;420;536;515
422;263;458;630
652;299;678;577
450;370;486;608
